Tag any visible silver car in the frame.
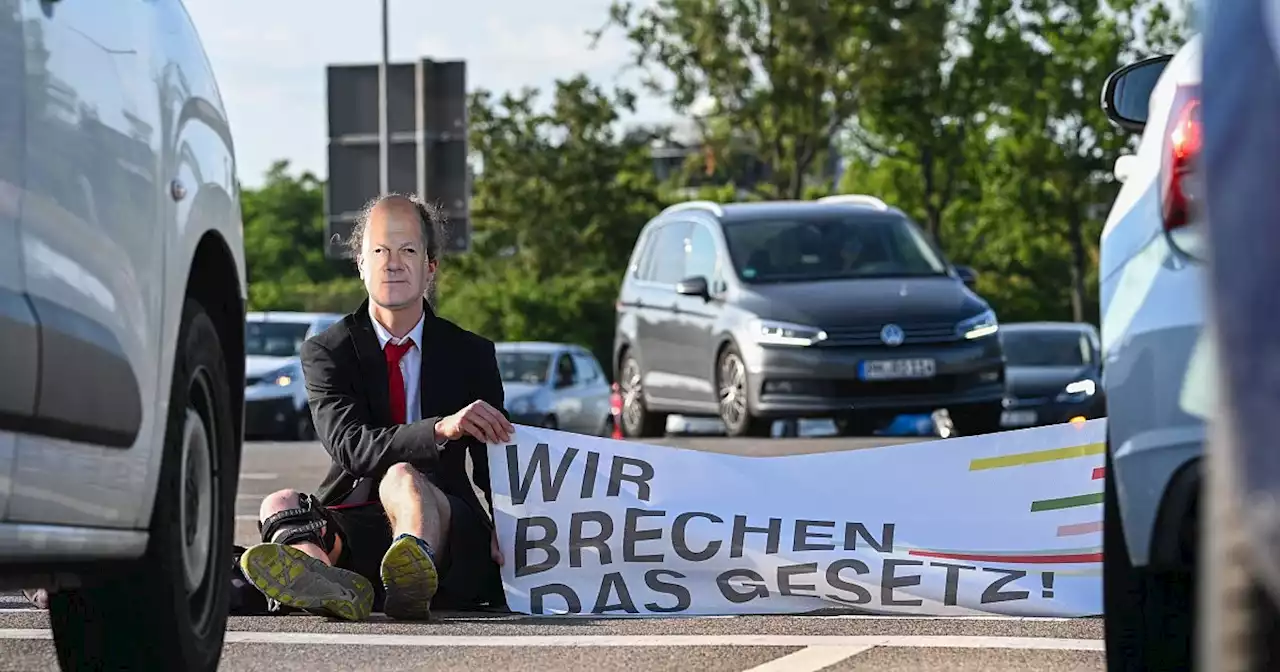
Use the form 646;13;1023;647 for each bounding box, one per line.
497;342;614;436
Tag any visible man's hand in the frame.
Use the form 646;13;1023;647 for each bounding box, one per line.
490;528;504;566
435;400;514;444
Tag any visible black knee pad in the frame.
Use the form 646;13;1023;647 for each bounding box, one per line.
258;493;329;548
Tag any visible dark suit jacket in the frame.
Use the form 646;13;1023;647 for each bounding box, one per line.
300;299;505;525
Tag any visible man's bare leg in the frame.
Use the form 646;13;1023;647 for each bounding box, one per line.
257;489;343;564
377;463;452;620
238;489;374;621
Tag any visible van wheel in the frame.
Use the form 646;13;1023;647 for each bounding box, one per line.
1102;446;1194;671
717;345;770;438
49;299;238;672
618;353;666;437
1200;423;1280;672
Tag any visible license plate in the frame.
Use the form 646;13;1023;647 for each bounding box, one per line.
858;358;937;381
1001;410;1038;427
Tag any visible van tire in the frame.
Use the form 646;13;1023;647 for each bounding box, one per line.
49;298;239;672
618;352;666;437
1102;446;1194;671
717;344;771;438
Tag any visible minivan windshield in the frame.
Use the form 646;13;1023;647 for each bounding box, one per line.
246;322;311;357
1001;329;1094;367
722;215;949;283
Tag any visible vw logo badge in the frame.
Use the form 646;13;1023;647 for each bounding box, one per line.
880;323;905;347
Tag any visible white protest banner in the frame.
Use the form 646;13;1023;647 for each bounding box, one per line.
486;419;1106;617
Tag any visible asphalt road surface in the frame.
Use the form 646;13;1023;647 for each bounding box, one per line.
0;428;1104;671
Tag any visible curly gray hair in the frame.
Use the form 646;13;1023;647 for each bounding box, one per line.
342;192;447;263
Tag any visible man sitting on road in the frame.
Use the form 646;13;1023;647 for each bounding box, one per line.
238;193;514;621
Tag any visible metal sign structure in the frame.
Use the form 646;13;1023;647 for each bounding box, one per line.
324;59;470;258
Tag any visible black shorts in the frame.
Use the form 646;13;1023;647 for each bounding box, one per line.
317;493;504;611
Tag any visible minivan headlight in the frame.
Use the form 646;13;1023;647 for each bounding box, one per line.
748;319;828;346
956;309;999;340
254;367;295;387
1056;379;1097;402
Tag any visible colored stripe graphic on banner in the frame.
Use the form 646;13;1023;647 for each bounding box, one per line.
1056;521;1104;537
968;442;1105;471
1030;493;1103;512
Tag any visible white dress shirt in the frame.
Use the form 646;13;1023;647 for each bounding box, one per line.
368;306;425;423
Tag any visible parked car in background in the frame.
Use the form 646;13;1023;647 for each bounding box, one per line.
497;342;614;436
245;311;340;382
1096;36;1204;671
244;357;313;440
0;2;245;669
613;196;1007;439
998;321;1105;429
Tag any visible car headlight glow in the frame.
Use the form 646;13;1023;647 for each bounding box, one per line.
956;309;999;340
275;374;293;387
508;395;533;414
749;319;828;346
1058;379;1097;400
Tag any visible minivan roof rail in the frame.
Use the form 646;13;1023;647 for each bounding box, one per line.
818;194;889;210
660;200;724;217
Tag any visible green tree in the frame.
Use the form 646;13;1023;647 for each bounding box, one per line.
240;161;364;311
975;0;1144;323
436;76;665;373
596;0;889;199
843;0;1027;245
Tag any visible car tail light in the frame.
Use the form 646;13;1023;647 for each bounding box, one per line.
1160;84;1202;232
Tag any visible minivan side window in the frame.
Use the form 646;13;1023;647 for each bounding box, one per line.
686;223;718;282
630;227;659;280
650;221;693;284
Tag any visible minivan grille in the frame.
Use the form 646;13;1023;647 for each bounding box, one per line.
820;322;960;347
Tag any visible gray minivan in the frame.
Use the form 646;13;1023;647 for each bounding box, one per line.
612;196;1007;438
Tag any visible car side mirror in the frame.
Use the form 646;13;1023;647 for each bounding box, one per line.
1101;54;1172;133
955;265;978;287
555;373;573;389
675;275;710;299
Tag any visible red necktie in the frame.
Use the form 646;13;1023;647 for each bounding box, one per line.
385;339;414;425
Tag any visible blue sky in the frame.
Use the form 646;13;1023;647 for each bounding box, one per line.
182;0;672;187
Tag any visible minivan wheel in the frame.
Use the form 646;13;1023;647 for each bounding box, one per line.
618;353;666;437
49;298;238;672
717;345;771;438
1102;446;1194;671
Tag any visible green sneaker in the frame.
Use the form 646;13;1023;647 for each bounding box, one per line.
380;534;440;620
238;543;374;621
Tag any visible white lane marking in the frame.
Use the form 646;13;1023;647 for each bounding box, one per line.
740;645;874;671
0;630;1103;650
801;615;1081;622
236;514;259;522
0;611;1084;622
239;473;279;480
